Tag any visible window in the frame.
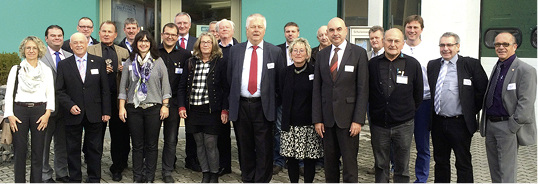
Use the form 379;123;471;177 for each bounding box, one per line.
111;0;161;44
385;0;420;30
181;0;231;37
341;0;368;26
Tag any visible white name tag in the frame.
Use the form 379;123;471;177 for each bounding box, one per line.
507;83;516;90
128;65;132;71
267;63;275;69
309;74;314;80
396;75;408;84
463;79;472;86
90;69;99;75
345;65;354;72
175;68;183;74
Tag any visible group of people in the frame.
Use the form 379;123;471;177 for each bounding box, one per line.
2;12;535;184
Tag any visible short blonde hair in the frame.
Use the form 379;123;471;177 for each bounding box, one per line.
288;37;312;62
19;36;46;59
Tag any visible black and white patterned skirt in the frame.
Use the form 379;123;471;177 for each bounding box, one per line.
280;125;324;159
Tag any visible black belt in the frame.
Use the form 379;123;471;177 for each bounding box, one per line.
435;114;462;119
240;97;261;103
487;116;509;122
15;102;46;108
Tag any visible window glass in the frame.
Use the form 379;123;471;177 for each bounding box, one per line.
111;0;160;44
342;0;368;26
181;0;231;38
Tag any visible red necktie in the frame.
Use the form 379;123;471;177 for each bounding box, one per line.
248;46;258;94
330;48;340;81
180;38;186;49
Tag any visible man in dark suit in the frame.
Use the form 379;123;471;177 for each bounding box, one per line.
118;18;140;53
427;32;488;182
174;12;197;51
312;17;368;183
311;25;331;65
62;17;99;53
41;25;72;183
87;20;130;182
227;13;284;182
480;32;537;183
56;32;111;183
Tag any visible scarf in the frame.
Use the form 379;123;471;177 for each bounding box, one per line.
18;59;45;93
131;52;154;108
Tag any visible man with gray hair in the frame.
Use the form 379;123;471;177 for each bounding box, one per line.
208;20;219;39
119;18;140;52
368;25;385;59
174;12;197;51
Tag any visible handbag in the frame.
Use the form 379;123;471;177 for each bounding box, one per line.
1;65;20;145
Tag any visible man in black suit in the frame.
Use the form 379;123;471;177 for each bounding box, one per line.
174;12;197;51
118;17;140;53
312;17;368;183
227;13;284;182
56;32;111;183
62;17;99;53
427;32;488;182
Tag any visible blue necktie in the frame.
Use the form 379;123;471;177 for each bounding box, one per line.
54;51;61;68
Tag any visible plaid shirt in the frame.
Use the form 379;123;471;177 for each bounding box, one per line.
189;59;210;105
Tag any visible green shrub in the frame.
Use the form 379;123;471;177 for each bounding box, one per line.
0;52;21;85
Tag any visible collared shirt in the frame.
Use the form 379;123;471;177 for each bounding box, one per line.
178;33;190;48
329;40;348;71
190;59;211;105
88;37;94;46
402;41;431;100
74;53;88;71
219;39;234;47
240;40;264;97
47;46;66;63
285;42;293;66
379;53;406;97
437;55;463;117
371;47;385;59
486;54;516;116
125;39;133;52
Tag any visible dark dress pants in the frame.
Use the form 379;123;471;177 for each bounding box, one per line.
108;93;131;174
218;121;232;170
42;108;68;181
127;104;162;181
432;115;473;183
234;99;273;182
162;105;180;176
65;114;103;183
12;104;46;183
323;125;359;183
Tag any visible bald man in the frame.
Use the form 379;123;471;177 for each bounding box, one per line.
368;28;423;183
312;17;368;182
311;25;331;65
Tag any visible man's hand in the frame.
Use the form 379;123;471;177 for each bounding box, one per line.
106;65;113;74
118;64;123;72
70;105;81;115
349;122;362;137
179;109;187;119
315;123;325;138
102;115;110;122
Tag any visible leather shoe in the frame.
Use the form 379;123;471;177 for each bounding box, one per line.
185;160;202;172
272;165;283;175
217;167;232;176
163;175;175;183
43;178;56;183
112;172;122;181
56;176;70;183
202;172;211;183
209;173;219;183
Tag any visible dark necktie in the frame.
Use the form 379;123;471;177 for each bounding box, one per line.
486;62;503;108
54;51;61;68
330;48;340;81
248;46;259;95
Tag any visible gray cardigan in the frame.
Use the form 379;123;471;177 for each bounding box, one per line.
118;57;172;104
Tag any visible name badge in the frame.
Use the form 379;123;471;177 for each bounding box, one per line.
128;65;132;71
175;68;183;74
90;69;99;75
396;75;408;84
267;63;275;69
309;74;314;81
507;83;516;90
345;65;354;72
463;79;472;86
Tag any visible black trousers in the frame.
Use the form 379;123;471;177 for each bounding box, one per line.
162;105;180;176
108;94;131;174
218;121;231;170
431;115;473;183
12;104;47;183
127;104;162;181
65;115;103;183
234;99;273;182
323;125;359;183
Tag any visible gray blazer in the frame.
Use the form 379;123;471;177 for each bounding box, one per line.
480;57;537;146
41;48;73;80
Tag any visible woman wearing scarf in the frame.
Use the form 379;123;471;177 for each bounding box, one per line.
4;36;54;182
118;31;171;183
178;32;229;183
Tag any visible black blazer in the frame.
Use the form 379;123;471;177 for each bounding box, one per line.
279;63;314;131
118;37;131;53
61;36;99;53
227;41;285;122
277;43;288;64
56;53;111;125
178;57;229;113
312;42;369;128
427;55;488;134
175;36;198;51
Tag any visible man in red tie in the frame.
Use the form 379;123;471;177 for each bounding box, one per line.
227;13;285;183
174;12;197;52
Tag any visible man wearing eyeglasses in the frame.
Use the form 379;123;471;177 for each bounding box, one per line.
158;23;192;183
62;17;100;53
480;32;537;183
427;32;488;182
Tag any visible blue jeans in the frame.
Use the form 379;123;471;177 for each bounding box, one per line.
273;105;285;167
413;99;431;183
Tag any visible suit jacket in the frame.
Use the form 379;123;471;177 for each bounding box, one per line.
61;36;99;53
428;55;488;134
227;41;284;122
277;43;289;65
87;43;130;92
480;57;537;146
55;53;111;125
41;48;73;116
118;37;133;53
176;35;198;51
312;42;369;128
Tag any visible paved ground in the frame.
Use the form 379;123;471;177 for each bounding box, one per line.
0;125;536;183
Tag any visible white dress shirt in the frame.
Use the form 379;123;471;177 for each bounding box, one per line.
240;40;264;97
285;42;293;66
48;46;66;62
178;33;190;47
329;40;348;71
402;41;432;100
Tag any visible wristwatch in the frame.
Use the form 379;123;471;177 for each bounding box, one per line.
162;103;170;108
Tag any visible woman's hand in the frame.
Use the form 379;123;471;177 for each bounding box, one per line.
8;116;21;132
221;113;228;124
36;110;51;131
160;106;169;120
179;109;187;119
119;107;127;122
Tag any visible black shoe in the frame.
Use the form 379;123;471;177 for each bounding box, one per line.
56;176;70;183
43;178;56;183
217;167;232;176
163;175;175;183
112;172;122;182
202;172;211;183
209;173;219;183
185;159;202;172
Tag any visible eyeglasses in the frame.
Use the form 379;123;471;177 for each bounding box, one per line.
139;39;151;44
25;46;38;51
494;42;512;48
78;25;93;29
162;33;178;38
200;41;212;45
292;49;306;54
439;43;458;47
